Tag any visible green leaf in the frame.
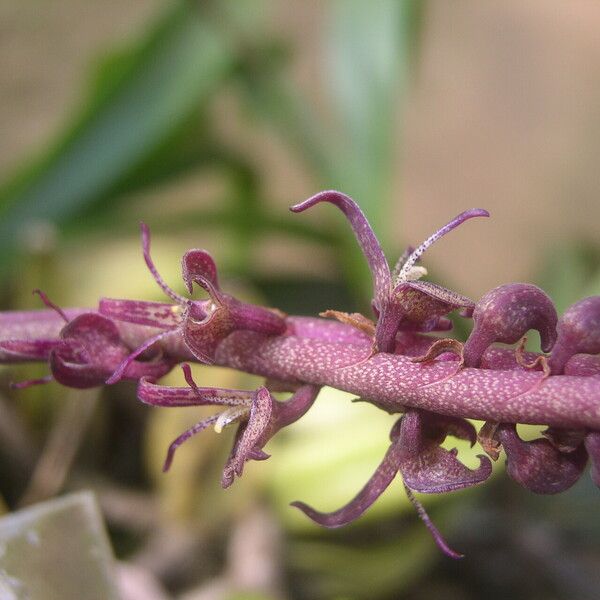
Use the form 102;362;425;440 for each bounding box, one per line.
0;2;236;266
0;491;120;600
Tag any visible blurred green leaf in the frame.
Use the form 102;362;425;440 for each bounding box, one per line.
0;491;120;600
537;242;600;313
0;2;237;268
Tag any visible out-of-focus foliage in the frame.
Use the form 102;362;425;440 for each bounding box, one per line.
0;492;120;600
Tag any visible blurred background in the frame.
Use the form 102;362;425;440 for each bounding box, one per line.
1;1;600;599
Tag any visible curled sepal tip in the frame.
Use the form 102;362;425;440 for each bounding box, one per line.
398;410;492;494
290;191;390;303
497;424;587;494
394;208;489;286
463;284;558;367
549;296;600;375
182;249;219;294
291;422;404;527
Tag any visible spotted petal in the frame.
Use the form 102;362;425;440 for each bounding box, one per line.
497;424;588;494
398;409;492;494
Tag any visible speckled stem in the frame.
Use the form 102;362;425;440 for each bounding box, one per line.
1;309;599;430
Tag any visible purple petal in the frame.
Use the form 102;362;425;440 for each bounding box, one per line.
398;410;492;493
584;431;600;488
0;339;62;361
549;296;600;374
403;484;463;559
221;386;273;487
497;424;587;494
291;419;404;527
99;298;183;329
272;384;321;429
163;415;220;472
182;249;219;294
183;305;232;364
394;281;474;322
32;289;69;323
394;209;489;284
140;222;187;304
463;284;558;367
106;329;174;384
291;191;391;306
137;375;252;408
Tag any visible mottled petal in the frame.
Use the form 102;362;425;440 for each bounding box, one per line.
221;386;273;487
0;339;62;361
182;249;219;294
398;410;492;493
394;209;489;285
549;296;600;374
99;298;183;329
394;281;474;323
463;284;558;367
497;424;587;494
137;376;253;409
183;304;232;364
291;191;390;306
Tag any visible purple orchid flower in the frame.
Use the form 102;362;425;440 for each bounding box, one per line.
1;191;600;558
100;223;287;383
137;364;320;486
291;191;487;353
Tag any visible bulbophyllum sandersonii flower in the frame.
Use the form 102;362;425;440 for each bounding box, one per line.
1;190;600;558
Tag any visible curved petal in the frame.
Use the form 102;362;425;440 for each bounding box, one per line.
398;410;492;493
183;306;232;364
163;415;220;472
140;222;187;304
291;191;390;306
221;386;273;487
291;420;404;527
497;424;587;494
394;282;474;324
394;209;489;284
182;249;219;294
99;298;183;329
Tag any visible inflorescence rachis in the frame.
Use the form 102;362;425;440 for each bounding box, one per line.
1;190;599;558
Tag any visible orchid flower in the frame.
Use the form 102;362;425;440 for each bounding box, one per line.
1;191;599;558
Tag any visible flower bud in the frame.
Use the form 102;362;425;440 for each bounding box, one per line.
548;296;600;374
463;284;557;367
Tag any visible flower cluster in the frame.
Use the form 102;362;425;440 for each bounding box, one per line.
1;190;599;558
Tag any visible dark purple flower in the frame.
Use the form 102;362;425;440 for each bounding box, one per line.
291;191;487;353
463;284;558;368
292;409;491;558
548;296;600;374
137;364;320;485
101;223;286;383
